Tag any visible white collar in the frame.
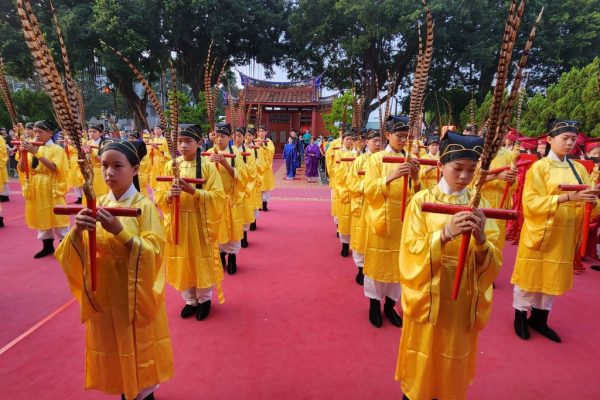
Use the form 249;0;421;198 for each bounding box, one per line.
91;137;101;145
437;177;466;196
385;144;403;154
547;150;568;164
45;139;54;146
108;183;137;202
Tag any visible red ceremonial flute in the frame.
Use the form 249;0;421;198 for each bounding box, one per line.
421;202;517;300
156;176;206;185
558;184;600;191
382;156;438;166
201;152;236;158
241;152;251;157
358;170;365;176
557;182;600;257
340;157;355;162
488;159;532;175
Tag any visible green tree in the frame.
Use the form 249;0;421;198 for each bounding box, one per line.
323;90;355;136
0;88;55;128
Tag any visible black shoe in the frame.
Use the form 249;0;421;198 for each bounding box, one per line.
513;309;530;340
250;221;257;231
262;201;269;212
402;395;410;400
340;243;349;257
74;197;82;204
34;239;55;259
0;195;9;202
220;252;227;269
384;297;403;327
369;298;382;328
180;304;198;319
227;253;237;275
241;232;248;248
0;216;4;228
196;300;212;321
142;394;155;400
355;267;364;286
528;308;561;343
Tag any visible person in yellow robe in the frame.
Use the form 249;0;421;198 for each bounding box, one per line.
418;136;441;189
65;137;84;204
55;139;173;400
17;120;70;258
396;131;502;400
326;131;342;227
234;126;257;248
137;132;152;196
335;130;358;257
246;126;264;231
206;123;247;274
149;124;171;192
155;125;226;321
0;131;9;202
257;125;275;211
511;119;600;343
363;115;419;328
347;128;381;285
85;123;109;199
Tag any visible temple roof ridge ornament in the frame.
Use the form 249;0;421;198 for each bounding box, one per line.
238;70;323;90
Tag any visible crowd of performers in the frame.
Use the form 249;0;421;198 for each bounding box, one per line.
328;116;600;399
2;120;275;400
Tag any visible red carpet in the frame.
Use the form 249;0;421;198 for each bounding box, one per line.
1;174;600;399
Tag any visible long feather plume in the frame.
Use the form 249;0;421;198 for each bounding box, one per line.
167;61;179;179
76;84;86;128
0;59;19;128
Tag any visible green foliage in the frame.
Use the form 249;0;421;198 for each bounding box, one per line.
165;90;209;132
323;91;355;136
0;89;55;128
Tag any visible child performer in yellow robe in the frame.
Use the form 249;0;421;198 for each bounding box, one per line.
207;123;247;275
246;126;264;231
85;123;108;198
234;126;257;248
149;124;171;192
156;125;225;321
335;130;358;257
396;131;502;400
65;137;84;204
347;129;381;285
137;132;152;196
326;130;342;227
418;136;440;189
257;124;275;211
55;139;173;400
363;116;420;328
511;119;600;343
17;120;70;258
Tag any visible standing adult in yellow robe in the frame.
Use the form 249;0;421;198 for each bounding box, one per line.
55;140;173;400
326;132;342;226
257;124;275;211
17;120;70;258
155;125;226;321
149;125;171;192
0;133;9;202
480;145;518;250
234;126;257;248
334;130;358;257
137;132;152;196
363;115;419;328
246;126;264;231
511;119;600;343
347;129;381;285
396;131;502;400
418;136;440;189
85;123;108;198
206;123;248;275
65;139;84;204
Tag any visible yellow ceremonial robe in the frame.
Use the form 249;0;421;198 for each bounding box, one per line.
0;136;8;187
347;152;372;254
418;153;439;190
251;146;266;210
363;149;416;282
148;136;171;190
396;185;502;400
138;153;151;196
18;143;70;229
86;139;108;198
155;157;226;292
259;139;275;191
237;145;258;225
480;147;517;250
334;148;357;235
54;192;173;400
511;157;599;295
206;146;247;244
326;138;342;218
65;144;84;190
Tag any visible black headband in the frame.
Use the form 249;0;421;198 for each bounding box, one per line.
100;139;145;165
180;125;203;141
33;120;54;132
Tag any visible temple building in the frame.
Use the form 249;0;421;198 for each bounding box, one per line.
225;72;335;153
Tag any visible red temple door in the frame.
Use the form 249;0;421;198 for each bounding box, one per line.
268;113;291;153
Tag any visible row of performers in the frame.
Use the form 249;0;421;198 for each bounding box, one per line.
326;115;599;400
10;120;275;400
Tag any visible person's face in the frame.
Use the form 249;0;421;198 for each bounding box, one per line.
153;127;163;137
587;147;600;159
536;142;546;154
428;143;439;155
342;136;353;149
310;138;315;145
548;132;577;157
386;131;408;150
89;128;102;140
258;128;267;139
101;149;138;193
288;137;293;144
33;128;52;143
245;133;254;144
208;131;216;141
366;137;382;153
177;136;199;160
440;159;478;192
216;133;230;149
233;132;244;147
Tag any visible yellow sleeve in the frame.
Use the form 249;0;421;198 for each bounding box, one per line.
347;156;366;210
364;154;388;235
0;137;7;165
154;160;174;214
194;160;226;241
160;139;172;160
49;145;69;198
